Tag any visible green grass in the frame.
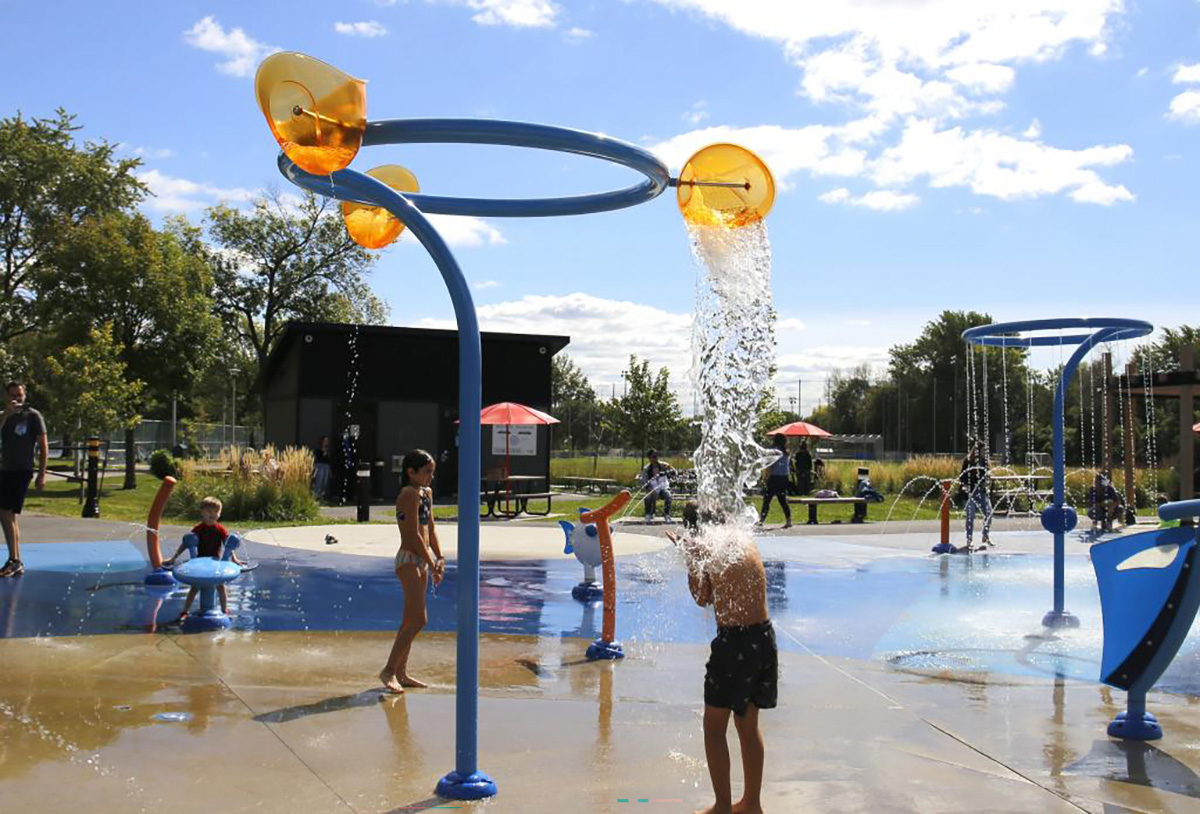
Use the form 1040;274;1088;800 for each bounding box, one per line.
24;466;355;529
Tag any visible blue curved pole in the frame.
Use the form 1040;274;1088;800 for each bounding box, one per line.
278;157;495;798
1048;327;1123;622
276;116;674;802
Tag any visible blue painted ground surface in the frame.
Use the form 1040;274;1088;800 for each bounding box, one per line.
4;538;1200;695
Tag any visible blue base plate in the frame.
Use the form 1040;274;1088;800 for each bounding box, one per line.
1108;710;1162;741
571;582;604;602
587;638;625;660
180;610;232;633
1042;609;1081;629
436;770;497;800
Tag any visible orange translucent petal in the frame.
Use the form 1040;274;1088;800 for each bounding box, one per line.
677;143;775;228
255;52;366;175
342;165;420;249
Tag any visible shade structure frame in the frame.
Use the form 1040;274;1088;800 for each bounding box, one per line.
963;317;1154;628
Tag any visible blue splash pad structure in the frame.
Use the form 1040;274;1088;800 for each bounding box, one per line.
7;538;1200;698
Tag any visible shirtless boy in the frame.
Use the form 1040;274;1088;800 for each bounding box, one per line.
669;504;776;814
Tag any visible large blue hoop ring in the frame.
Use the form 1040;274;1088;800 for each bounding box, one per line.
279;117;671;217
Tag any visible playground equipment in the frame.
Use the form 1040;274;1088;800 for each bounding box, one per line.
579;491;631;660
560;512;605;602
144;477;177;587
172;532;244;632
963;318;1154;627
255;51;774;801
1092;498;1200;740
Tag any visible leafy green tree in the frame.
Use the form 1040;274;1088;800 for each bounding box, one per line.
38;323;144;444
613;355;681;458
205;191;386;370
0;110;145;345
42;211;216;486
551;354;598;450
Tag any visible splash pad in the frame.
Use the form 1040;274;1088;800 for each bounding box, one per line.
255;51;775;800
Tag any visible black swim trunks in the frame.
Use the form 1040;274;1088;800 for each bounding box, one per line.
0;470;33;514
704;620;778;716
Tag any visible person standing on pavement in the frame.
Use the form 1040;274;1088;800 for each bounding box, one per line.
0;381;48;577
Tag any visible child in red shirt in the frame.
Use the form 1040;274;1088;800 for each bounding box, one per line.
163;496;245;618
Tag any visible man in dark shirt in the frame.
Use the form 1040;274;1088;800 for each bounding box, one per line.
1;381;48;577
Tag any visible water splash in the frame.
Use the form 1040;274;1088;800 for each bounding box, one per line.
688;220;777;532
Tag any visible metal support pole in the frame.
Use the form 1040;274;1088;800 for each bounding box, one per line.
1181;347;1195;502
82;437;101;518
356;467;371;522
1123;361;1139;525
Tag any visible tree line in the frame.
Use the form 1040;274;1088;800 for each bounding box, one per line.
0;110;387;487
554;310;1200;468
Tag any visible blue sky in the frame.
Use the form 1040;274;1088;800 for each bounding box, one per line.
2;1;1198;413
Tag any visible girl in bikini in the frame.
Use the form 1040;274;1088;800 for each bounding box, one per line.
381;449;445;694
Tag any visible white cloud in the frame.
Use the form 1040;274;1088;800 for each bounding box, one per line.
334;21;388;37
417;292;693;398
1022;119;1042;139
136;169;255;213
647;1;1120;122
645;2;1134;205
1135;66;1148;78
121;145;173;160
945;63;1015;94
844;319;872;326
872;118;1133;205
819;187;919;211
183;16;278;77
373;0;403;5
434;0;559;28
777;318;806;332
398;215;507;248
563;26;593;43
1172;63;1200;84
1168;89;1200;123
474;280;502;290
683;101;710;125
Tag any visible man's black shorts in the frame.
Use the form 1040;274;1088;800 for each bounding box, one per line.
704;620;778;716
0;470;34;514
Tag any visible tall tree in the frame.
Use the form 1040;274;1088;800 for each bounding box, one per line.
37;323;144;446
0;110;145;345
613;355;682;457
206;191;386;371
551;354;598;450
42;212;216;487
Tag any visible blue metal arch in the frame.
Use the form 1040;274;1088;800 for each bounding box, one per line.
963;317;1154;628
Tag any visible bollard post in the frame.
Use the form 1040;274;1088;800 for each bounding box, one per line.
82;437;101;518
356;467;371;522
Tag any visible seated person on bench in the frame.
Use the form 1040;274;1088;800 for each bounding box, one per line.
641;449;675;521
1088;472;1123;533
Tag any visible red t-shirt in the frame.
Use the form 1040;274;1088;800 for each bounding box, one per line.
191;522;229;558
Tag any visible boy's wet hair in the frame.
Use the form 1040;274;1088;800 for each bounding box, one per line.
200;496;223;512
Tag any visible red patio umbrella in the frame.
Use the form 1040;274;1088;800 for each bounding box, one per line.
767;421;831;437
478;402;559;512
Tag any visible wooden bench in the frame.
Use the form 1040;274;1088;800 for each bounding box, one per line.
788;496;868;524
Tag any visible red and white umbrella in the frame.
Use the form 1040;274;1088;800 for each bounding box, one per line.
767;421;831;438
478;403;559;511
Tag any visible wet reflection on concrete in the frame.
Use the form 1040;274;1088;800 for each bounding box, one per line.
1067;740;1200;798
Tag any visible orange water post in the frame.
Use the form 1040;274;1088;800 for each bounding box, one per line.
580;490;631;655
146;476;177;576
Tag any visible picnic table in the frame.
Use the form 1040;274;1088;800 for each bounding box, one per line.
989;474;1054;516
555;475;617;494
787;496;868;524
482;475;555;518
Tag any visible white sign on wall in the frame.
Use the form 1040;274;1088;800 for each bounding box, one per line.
492;425;537;456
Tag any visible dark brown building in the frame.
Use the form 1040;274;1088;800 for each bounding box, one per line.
259;322;569;499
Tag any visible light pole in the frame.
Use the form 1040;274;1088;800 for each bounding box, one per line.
230;368;241;450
